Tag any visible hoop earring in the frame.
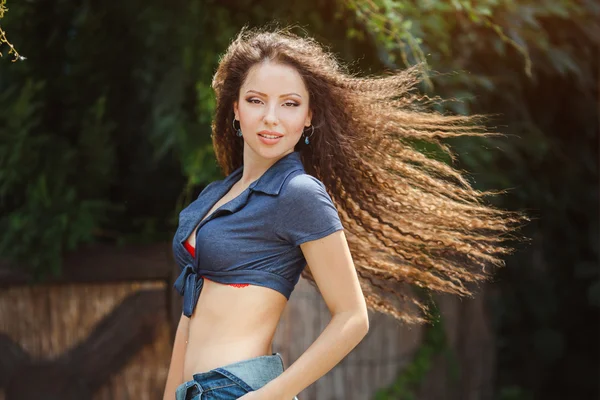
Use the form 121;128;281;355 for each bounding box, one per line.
303;125;315;145
232;119;242;137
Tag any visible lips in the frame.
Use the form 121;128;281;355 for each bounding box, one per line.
258;130;283;139
257;130;283;145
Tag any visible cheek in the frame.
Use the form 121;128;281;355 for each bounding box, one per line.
238;103;258;119
282;109;309;133
238;105;263;129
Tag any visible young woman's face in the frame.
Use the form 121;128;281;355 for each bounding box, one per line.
234;61;312;160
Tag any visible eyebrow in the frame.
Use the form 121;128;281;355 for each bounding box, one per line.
246;90;302;98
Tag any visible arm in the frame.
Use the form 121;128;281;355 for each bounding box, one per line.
260;230;370;399
163;313;190;400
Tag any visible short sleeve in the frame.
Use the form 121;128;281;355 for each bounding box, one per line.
275;174;344;246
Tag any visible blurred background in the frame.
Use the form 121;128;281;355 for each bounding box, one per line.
0;1;598;399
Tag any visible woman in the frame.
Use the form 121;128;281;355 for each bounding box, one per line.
164;27;525;400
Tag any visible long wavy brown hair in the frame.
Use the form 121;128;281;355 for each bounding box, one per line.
210;27;528;324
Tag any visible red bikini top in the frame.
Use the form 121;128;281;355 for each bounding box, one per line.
183;240;249;288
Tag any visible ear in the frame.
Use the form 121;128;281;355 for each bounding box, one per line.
233;101;239;121
305;108;313;127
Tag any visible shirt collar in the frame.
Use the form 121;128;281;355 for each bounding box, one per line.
224;151;305;196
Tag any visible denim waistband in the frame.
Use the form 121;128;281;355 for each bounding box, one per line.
193;352;285;391
176;353;299;400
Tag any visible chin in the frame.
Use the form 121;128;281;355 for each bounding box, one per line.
248;142;297;160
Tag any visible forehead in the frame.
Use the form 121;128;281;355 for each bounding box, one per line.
241;61;308;95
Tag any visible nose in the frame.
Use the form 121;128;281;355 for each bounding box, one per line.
263;104;279;126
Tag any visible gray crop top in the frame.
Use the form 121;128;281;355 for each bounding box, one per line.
172;151;344;317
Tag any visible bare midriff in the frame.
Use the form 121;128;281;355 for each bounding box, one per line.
183;280;288;381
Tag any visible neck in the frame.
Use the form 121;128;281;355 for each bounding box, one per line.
239;147;294;186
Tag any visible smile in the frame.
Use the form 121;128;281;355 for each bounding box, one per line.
258;133;282;139
257;131;284;145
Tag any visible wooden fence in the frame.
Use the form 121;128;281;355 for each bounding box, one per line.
0;243;494;400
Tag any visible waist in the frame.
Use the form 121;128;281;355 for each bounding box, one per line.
184;341;275;381
183;280;286;379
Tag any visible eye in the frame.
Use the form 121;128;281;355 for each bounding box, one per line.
283;101;299;107
246;98;262;104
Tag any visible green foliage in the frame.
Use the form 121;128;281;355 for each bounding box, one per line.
0;1;190;275
341;0;598;113
0;78;114;277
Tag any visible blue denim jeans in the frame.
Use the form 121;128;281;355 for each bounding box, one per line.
175;353;299;400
